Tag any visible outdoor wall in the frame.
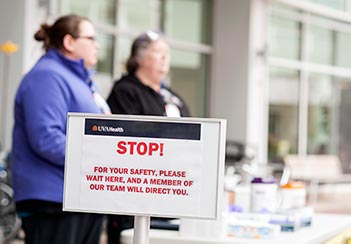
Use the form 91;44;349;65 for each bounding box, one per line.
210;0;251;143
210;0;269;162
0;0;46;151
0;0;26;151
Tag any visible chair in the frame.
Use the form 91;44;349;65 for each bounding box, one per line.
283;154;351;204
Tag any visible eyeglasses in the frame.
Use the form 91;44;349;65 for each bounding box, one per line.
77;36;96;42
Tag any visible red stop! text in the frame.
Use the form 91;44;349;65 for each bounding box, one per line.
116;141;164;156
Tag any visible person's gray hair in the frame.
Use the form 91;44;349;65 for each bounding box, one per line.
126;30;164;74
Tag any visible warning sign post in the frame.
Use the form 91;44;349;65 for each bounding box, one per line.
63;113;226;244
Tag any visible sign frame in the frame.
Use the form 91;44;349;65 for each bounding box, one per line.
63;113;226;220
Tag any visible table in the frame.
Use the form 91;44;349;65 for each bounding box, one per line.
121;214;351;244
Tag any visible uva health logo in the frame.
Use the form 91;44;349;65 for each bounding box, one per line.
91;125;124;133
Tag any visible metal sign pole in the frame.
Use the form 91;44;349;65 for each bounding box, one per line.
133;215;150;244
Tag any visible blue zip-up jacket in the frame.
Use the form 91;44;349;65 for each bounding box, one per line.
11;49;102;203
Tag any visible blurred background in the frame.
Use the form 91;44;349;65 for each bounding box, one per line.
2;0;351;213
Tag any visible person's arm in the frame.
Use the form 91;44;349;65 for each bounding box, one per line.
107;82;142;114
21;71;70;166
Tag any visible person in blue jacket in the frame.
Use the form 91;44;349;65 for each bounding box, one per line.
11;14;110;244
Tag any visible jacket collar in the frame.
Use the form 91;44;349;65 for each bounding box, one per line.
46;48;92;82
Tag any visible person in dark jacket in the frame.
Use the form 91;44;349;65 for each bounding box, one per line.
106;30;190;244
107;30;190;117
11;14;110;244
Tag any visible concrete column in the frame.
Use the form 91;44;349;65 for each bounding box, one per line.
210;0;269;163
210;0;251;143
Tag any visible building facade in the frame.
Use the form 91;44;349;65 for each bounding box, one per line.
2;0;351;171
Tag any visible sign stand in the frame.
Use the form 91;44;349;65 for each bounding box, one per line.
133;215;150;244
64;114;227;243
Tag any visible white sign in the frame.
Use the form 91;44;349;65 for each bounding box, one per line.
63;113;226;219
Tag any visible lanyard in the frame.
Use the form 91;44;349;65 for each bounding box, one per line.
87;78;111;114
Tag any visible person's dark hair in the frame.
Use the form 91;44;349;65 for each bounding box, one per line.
34;14;89;52
126;30;164;74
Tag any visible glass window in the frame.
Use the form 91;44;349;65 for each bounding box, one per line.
116;37;133;75
60;0;116;25
269;16;301;60
268;1;351;172
96;34;114;75
164;0;211;44
335;31;351;68
56;0;212;117
118;0;161;33
268;67;300;162
169;49;208;117
307;0;345;11
270;2;302;15
307;74;334;154
94;34;115;98
307;25;334;65
307;75;351;172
